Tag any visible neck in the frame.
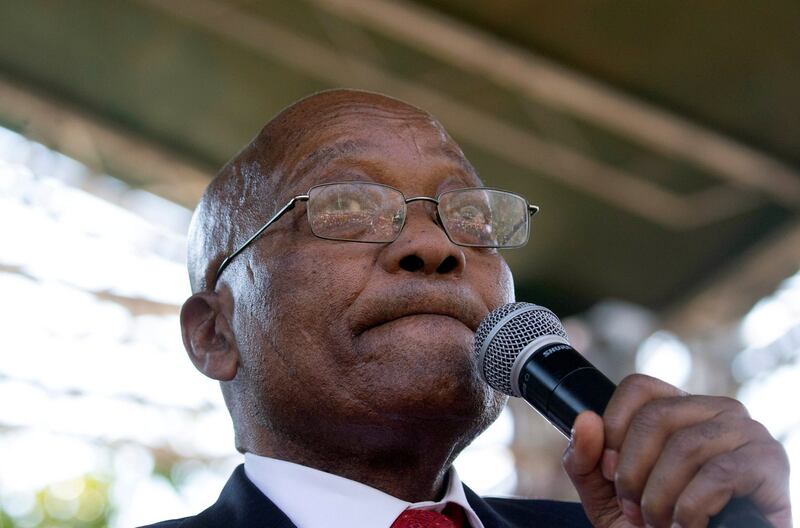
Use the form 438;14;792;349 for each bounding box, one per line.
245;423;473;502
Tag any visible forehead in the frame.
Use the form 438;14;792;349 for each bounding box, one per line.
277;106;480;197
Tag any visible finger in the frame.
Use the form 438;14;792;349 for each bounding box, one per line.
603;374;688;455
564;411;605;477
601;374;687;484
636;412;760;527
613;396;749;512
672;440;792;528
562;411;623;528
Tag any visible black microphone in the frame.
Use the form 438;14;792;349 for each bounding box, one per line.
474;302;771;528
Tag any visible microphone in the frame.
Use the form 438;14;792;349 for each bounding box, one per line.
474;302;771;528
475;302;615;436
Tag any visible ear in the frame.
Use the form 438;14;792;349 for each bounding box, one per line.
180;292;239;381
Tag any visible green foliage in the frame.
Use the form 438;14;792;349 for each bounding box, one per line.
0;509;16;528
0;475;112;528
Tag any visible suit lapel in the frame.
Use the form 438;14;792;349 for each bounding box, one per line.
463;484;512;528
193;465;297;528
463;483;592;528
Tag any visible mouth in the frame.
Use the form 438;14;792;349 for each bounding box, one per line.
363;312;470;332
351;287;486;337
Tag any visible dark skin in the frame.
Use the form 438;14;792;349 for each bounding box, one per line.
180;90;791;527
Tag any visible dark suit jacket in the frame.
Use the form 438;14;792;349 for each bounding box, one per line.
140;465;591;528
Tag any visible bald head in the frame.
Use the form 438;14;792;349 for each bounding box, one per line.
187;89;468;293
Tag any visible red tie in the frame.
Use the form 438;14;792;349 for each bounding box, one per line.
390;503;466;528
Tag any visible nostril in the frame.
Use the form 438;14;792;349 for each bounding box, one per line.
436;256;459;274
399;255;424;272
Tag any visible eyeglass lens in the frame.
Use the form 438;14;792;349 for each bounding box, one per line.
306;182;529;247
307;182;405;242
439;188;529;247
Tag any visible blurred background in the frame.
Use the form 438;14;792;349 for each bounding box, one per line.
1;0;799;526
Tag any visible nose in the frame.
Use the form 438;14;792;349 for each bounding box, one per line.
378;204;466;276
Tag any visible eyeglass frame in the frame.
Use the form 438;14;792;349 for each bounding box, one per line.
212;181;540;288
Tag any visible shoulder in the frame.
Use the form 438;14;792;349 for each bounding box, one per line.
463;482;590;527
137;511;218;528
138;518;193;528
135;488;239;528
135;500;247;528
136;464;291;528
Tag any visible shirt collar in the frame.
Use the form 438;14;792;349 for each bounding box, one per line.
244;453;484;528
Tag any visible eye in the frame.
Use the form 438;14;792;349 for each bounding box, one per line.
440;196;495;245
455;204;487;223
331;196;363;212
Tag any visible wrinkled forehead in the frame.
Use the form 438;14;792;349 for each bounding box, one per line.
270;103;480;199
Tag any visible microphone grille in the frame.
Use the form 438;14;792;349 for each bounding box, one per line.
474;302;568;395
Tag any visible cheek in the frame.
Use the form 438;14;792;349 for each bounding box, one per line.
229;263;277;369
234;244;374;370
472;254;515;308
272;245;372;318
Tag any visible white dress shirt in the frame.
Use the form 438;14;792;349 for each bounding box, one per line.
244;452;485;528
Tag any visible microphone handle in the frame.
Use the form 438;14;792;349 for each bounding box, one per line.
516;342;772;528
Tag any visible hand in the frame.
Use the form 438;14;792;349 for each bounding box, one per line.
561;374;792;528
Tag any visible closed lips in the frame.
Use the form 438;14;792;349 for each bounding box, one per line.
350;291;486;336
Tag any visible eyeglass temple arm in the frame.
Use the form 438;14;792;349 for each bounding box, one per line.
212;195;310;286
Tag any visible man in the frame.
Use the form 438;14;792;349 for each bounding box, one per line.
145;89;791;527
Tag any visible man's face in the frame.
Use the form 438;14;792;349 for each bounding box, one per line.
225;101;514;453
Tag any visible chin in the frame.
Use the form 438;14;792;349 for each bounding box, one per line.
345;320;505;434
374;360;501;426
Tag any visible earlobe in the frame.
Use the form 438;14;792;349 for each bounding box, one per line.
180;292;239;381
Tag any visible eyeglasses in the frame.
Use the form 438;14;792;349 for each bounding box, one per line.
213;181;539;287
